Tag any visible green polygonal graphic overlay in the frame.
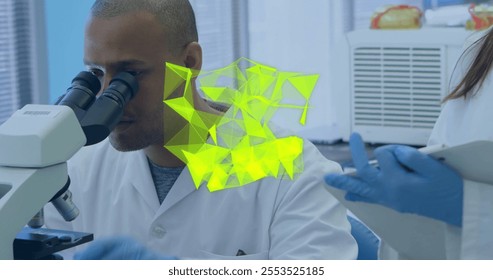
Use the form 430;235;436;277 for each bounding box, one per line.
163;58;318;192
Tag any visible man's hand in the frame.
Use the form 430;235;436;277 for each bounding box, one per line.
74;236;177;260
324;133;464;227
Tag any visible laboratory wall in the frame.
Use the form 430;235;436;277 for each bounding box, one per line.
248;0;346;142
45;0;92;103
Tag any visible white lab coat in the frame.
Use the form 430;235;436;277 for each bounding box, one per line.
427;29;493;259
44;128;357;260
380;30;493;259
427;79;493;259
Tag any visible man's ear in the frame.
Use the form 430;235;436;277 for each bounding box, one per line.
183;42;202;71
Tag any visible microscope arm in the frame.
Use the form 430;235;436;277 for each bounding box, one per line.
0;164;68;259
0;71;138;259
0;105;85;259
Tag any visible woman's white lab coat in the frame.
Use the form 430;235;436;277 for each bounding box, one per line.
426;29;493;259
427;78;493;259
378;30;493;259
44;132;357;259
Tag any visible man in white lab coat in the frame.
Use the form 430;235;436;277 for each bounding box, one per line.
44;0;357;259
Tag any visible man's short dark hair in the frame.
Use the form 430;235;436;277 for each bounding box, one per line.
91;0;198;54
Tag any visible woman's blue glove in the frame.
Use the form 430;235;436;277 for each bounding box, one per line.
74;236;178;260
324;133;464;227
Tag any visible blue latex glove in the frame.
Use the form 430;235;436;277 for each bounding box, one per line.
325;133;464;227
74;236;178;260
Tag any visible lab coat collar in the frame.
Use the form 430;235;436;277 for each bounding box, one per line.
127;150;161;212
124;149;196;214
154;167;197;218
126;150;199;217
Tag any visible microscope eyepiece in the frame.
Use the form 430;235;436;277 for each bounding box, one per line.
100;72;139;108
55;71;139;146
55;71;101;118
80;71;139;145
110;71;139;96
71;71;101;95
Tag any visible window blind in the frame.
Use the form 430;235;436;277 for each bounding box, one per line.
0;0;18;124
189;0;249;71
0;0;48;124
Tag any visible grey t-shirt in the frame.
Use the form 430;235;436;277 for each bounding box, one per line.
147;158;185;204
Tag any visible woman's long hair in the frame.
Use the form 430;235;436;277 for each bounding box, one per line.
445;27;493;102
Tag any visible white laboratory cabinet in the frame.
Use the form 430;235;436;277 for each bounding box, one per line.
333;28;473;145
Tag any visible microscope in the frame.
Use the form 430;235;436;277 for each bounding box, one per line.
0;71;138;259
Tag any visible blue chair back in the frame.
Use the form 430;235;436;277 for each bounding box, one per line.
347;215;380;260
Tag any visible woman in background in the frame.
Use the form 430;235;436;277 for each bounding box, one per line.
325;27;493;259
